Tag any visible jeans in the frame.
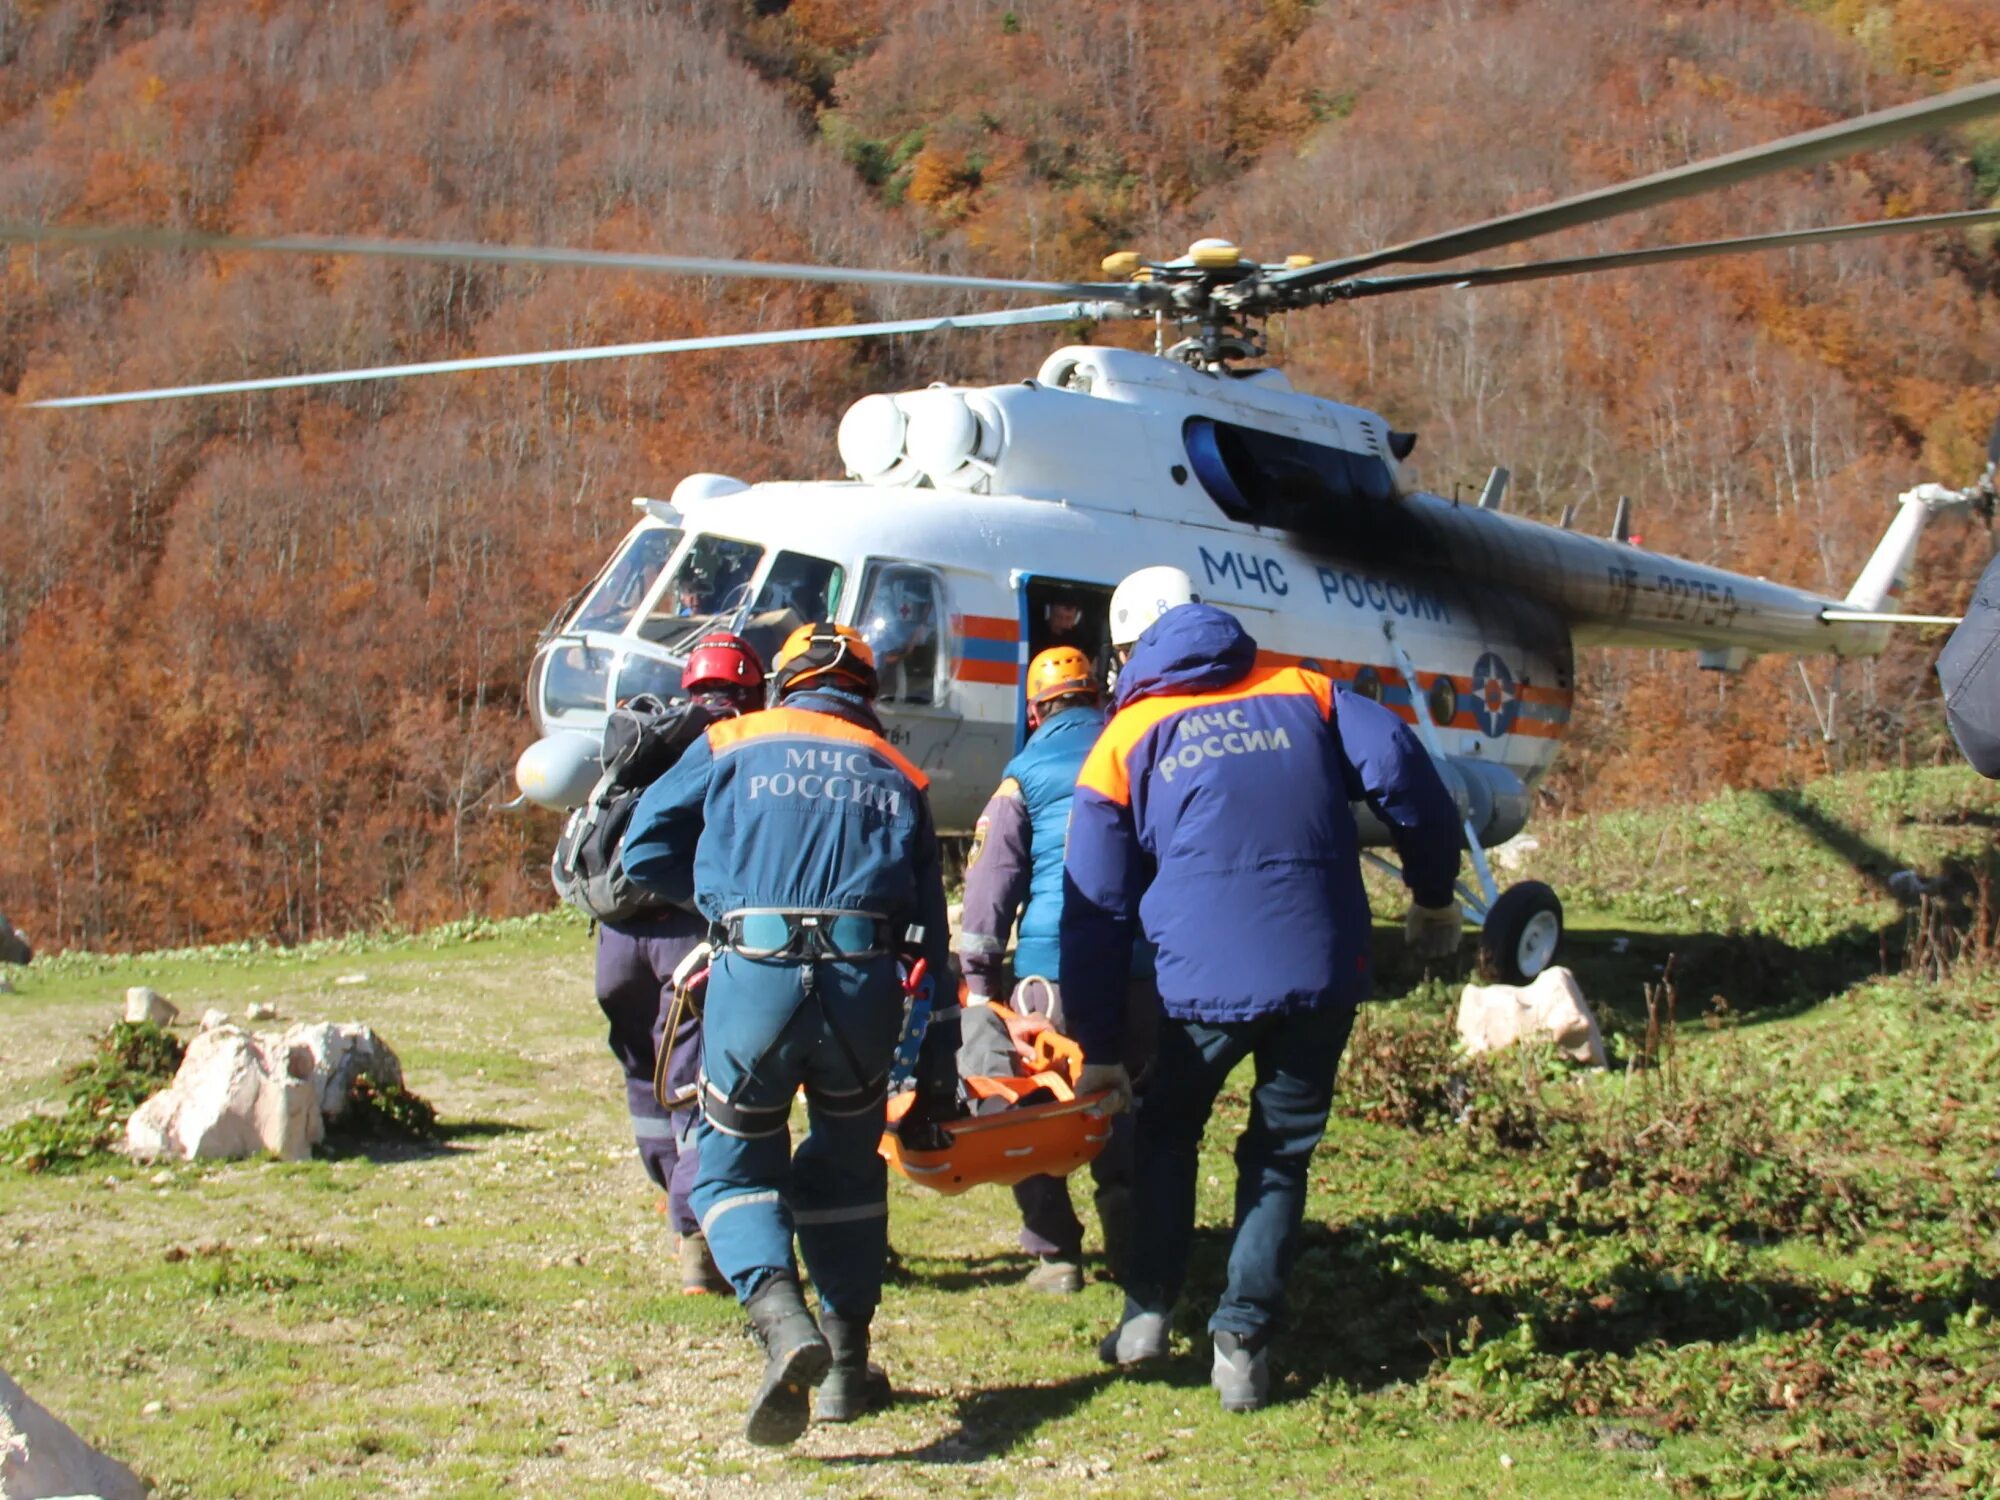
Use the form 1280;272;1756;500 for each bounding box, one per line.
1125;1000;1356;1340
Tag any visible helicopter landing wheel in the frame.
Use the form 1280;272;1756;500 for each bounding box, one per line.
1478;881;1563;985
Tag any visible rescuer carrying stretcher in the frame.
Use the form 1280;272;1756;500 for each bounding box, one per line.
953;644;1158;1292
622;621;951;1447
1063;567;1465;1412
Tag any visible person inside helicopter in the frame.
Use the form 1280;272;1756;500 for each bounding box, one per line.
861;566;940;705
638;535;764;651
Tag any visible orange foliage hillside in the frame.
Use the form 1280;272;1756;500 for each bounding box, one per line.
0;0;1994;951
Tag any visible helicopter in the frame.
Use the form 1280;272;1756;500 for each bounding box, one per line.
7;79;1998;983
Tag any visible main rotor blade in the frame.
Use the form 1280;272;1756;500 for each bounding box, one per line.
1274;77;2000;287
1325;207;2000;300
0;222;1150;306
27;301;1127;408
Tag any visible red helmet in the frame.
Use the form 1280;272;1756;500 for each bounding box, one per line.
682;632;765;707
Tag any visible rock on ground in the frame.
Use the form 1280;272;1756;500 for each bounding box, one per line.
127;1026;321;1162
1458;965;1607;1067
1;1366;146;1500
278;1022;403;1125
123;987;178;1027
125;1021;408;1162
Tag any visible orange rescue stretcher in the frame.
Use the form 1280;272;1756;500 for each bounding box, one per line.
879;1002;1115;1195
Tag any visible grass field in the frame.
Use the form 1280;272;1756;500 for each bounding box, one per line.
3;768;1997;1498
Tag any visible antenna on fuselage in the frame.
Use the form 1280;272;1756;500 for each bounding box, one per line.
1477;467;1511;511
1611;496;1632;544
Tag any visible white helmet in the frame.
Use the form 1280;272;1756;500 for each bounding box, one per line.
1109;565;1200;648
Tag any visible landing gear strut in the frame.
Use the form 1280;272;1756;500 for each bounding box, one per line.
1371;621;1566;983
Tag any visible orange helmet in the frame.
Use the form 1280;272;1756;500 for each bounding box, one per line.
880;1007;1114;1194
771;621;878;700
1025;645;1097;709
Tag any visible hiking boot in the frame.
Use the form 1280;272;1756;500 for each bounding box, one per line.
1095;1185;1134;1283
742;1274;830;1447
1211;1329;1271;1413
1025;1256;1083;1295
814;1313;892;1423
679;1233;730;1297
1097;1297;1170;1366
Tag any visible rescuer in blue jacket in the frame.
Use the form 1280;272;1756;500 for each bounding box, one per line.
623;622;952;1448
1062;570;1464;1413
955;646;1158;1294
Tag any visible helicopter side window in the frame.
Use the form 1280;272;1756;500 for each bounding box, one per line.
858;564;945;707
570;525;680;635
636;534;765;651
742;552;847;665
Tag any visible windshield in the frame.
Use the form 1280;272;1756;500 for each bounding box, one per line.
636;534;765;653
569;525;680;635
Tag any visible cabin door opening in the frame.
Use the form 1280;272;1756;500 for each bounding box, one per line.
1016;575;1116;748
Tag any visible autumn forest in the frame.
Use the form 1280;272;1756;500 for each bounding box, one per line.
0;0;1994;953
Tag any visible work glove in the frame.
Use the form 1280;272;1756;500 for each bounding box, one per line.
1404;902;1463;960
1076;1062;1133;1117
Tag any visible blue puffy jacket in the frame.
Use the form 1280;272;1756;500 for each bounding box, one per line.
1060;604;1461;1059
957;705;1157;994
621;688;951;977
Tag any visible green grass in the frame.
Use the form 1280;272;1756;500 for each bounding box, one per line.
2;769;1998;1496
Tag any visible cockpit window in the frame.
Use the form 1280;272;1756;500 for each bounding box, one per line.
570;526;680;635
859;563;945;707
739;552;847;664
636;534;765;651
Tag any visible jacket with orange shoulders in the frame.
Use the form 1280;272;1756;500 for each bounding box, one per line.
620;686;952;979
1058;604;1461;1060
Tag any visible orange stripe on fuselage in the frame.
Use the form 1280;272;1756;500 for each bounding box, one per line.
954;613;1017;641
707;705;929;791
956;658;1019;685
1077;666;1333;805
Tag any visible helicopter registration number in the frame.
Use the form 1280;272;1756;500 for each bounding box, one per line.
1607;565;1739;625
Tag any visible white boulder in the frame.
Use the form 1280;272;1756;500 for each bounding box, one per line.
198;1009;228;1031
1457;965;1607;1067
123;987;178;1027
276;1023;404;1125
1490;834;1542;874
1;1366;147;1500
245;1002;277;1022
126;1026;321;1162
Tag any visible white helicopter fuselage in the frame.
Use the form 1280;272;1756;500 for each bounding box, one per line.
517;345;1920;840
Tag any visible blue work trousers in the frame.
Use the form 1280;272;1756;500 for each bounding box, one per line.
595;913;707;1236
690;950;904;1320
1126;1000;1356;1341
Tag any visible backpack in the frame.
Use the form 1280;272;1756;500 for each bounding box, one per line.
551;694;724;924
